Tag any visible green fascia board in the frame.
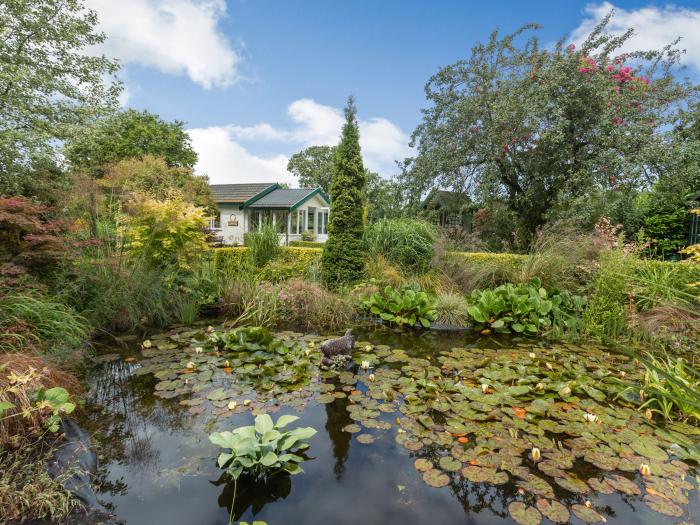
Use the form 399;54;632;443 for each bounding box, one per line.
243;183;280;208
290;187;330;211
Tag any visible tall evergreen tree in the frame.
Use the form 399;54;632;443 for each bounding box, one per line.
321;97;367;289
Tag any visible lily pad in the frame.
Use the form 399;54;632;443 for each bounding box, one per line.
414;458;433;472
571;504;606;523
604;474;641;496
342;424;361;434
644;493;683;517
356;434;375;444
438;456;461;472
508;502;541;525
422;468;450;488
554;474;589;494
535;499;569;524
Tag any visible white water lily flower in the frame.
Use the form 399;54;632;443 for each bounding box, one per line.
585;500;592;508
304;348;312;357
243;399;251;406
528;352;536;359
364;345;372;351
583;412;598;423
207;326;214;333
545;362;553;370
195;347;203;354
531;447;541;461
227;401;237;411
184;379;189;385
368;373;375;382
535;382;545;391
481;384;489;393
361;360;370;370
186;361;196;369
142;340;152;349
639;464;651;476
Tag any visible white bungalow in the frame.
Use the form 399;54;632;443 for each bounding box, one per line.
208;183;330;245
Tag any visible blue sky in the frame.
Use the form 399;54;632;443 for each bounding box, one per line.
86;0;700;184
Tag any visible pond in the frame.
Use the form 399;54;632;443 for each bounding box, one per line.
81;324;700;525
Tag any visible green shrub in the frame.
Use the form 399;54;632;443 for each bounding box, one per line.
364;218;437;273
289;240;323;248
245;222;280;267
360;285;437;328
214;247;322;283
466;278;585;336
434;291;470;326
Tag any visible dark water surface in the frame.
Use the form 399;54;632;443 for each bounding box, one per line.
81;327;700;525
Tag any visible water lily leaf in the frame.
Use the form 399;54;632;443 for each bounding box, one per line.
644;493;683;517
315;393;336;404
356;434;375;444
207;388;229;401
414;458;433;472
584;450;619;470
630;437;668;461
422;468;450;488
508;502;541;525
517;475;554;498
554;474;589;494
604;474;640;496
461;466;508;485
535;499;569;524
438;456;461;472
588;477;615;494
342;424;361;434
571;504;606;523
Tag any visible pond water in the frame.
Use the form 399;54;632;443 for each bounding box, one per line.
81;324;700;525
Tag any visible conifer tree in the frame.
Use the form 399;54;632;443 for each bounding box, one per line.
321;96;367;289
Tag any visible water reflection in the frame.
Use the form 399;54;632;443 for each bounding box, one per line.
214;473;292;521
324;395;353;480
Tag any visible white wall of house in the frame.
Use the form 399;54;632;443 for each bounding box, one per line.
210;194;330;246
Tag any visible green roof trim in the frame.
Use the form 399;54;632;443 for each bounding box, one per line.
290;188;330;211
243;183;279;207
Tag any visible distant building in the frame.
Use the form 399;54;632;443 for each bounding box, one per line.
208;183;330;245
420;189;474;231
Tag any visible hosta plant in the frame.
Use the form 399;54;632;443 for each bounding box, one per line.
209;413;316;480
361;285;437;328
466;278;585;335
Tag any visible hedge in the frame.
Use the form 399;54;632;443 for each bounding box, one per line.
448;251;525;269
289;240;325;248
214;246;322;282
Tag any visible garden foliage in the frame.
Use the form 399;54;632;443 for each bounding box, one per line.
364;218;437;274
361;285;437;328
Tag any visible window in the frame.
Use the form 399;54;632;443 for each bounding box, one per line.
248;211;259;232
273;211;288;234
318;209;329;235
208;214;221;229
307;206;316;233
290;209;305;234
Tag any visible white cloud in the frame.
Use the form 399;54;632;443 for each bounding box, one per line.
570;2;700;70
188;99;411;185
188;126;295;185
86;0;239;88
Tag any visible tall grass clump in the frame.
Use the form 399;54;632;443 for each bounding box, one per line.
245;222;280;268
434;291;470;326
365;218;437;274
0;292;89;358
277;279;353;332
583;249;634;337
56;248;173;331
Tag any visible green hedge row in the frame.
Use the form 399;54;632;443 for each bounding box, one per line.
214;246;322;282
288;240;325;248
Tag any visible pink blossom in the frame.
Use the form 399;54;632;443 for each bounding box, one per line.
607;65;614;72
612;116;624;126
567;43;576;53
578;67;589;73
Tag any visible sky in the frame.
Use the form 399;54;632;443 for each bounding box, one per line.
84;0;700;185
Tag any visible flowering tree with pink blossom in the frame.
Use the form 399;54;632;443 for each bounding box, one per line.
402;12;697;245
